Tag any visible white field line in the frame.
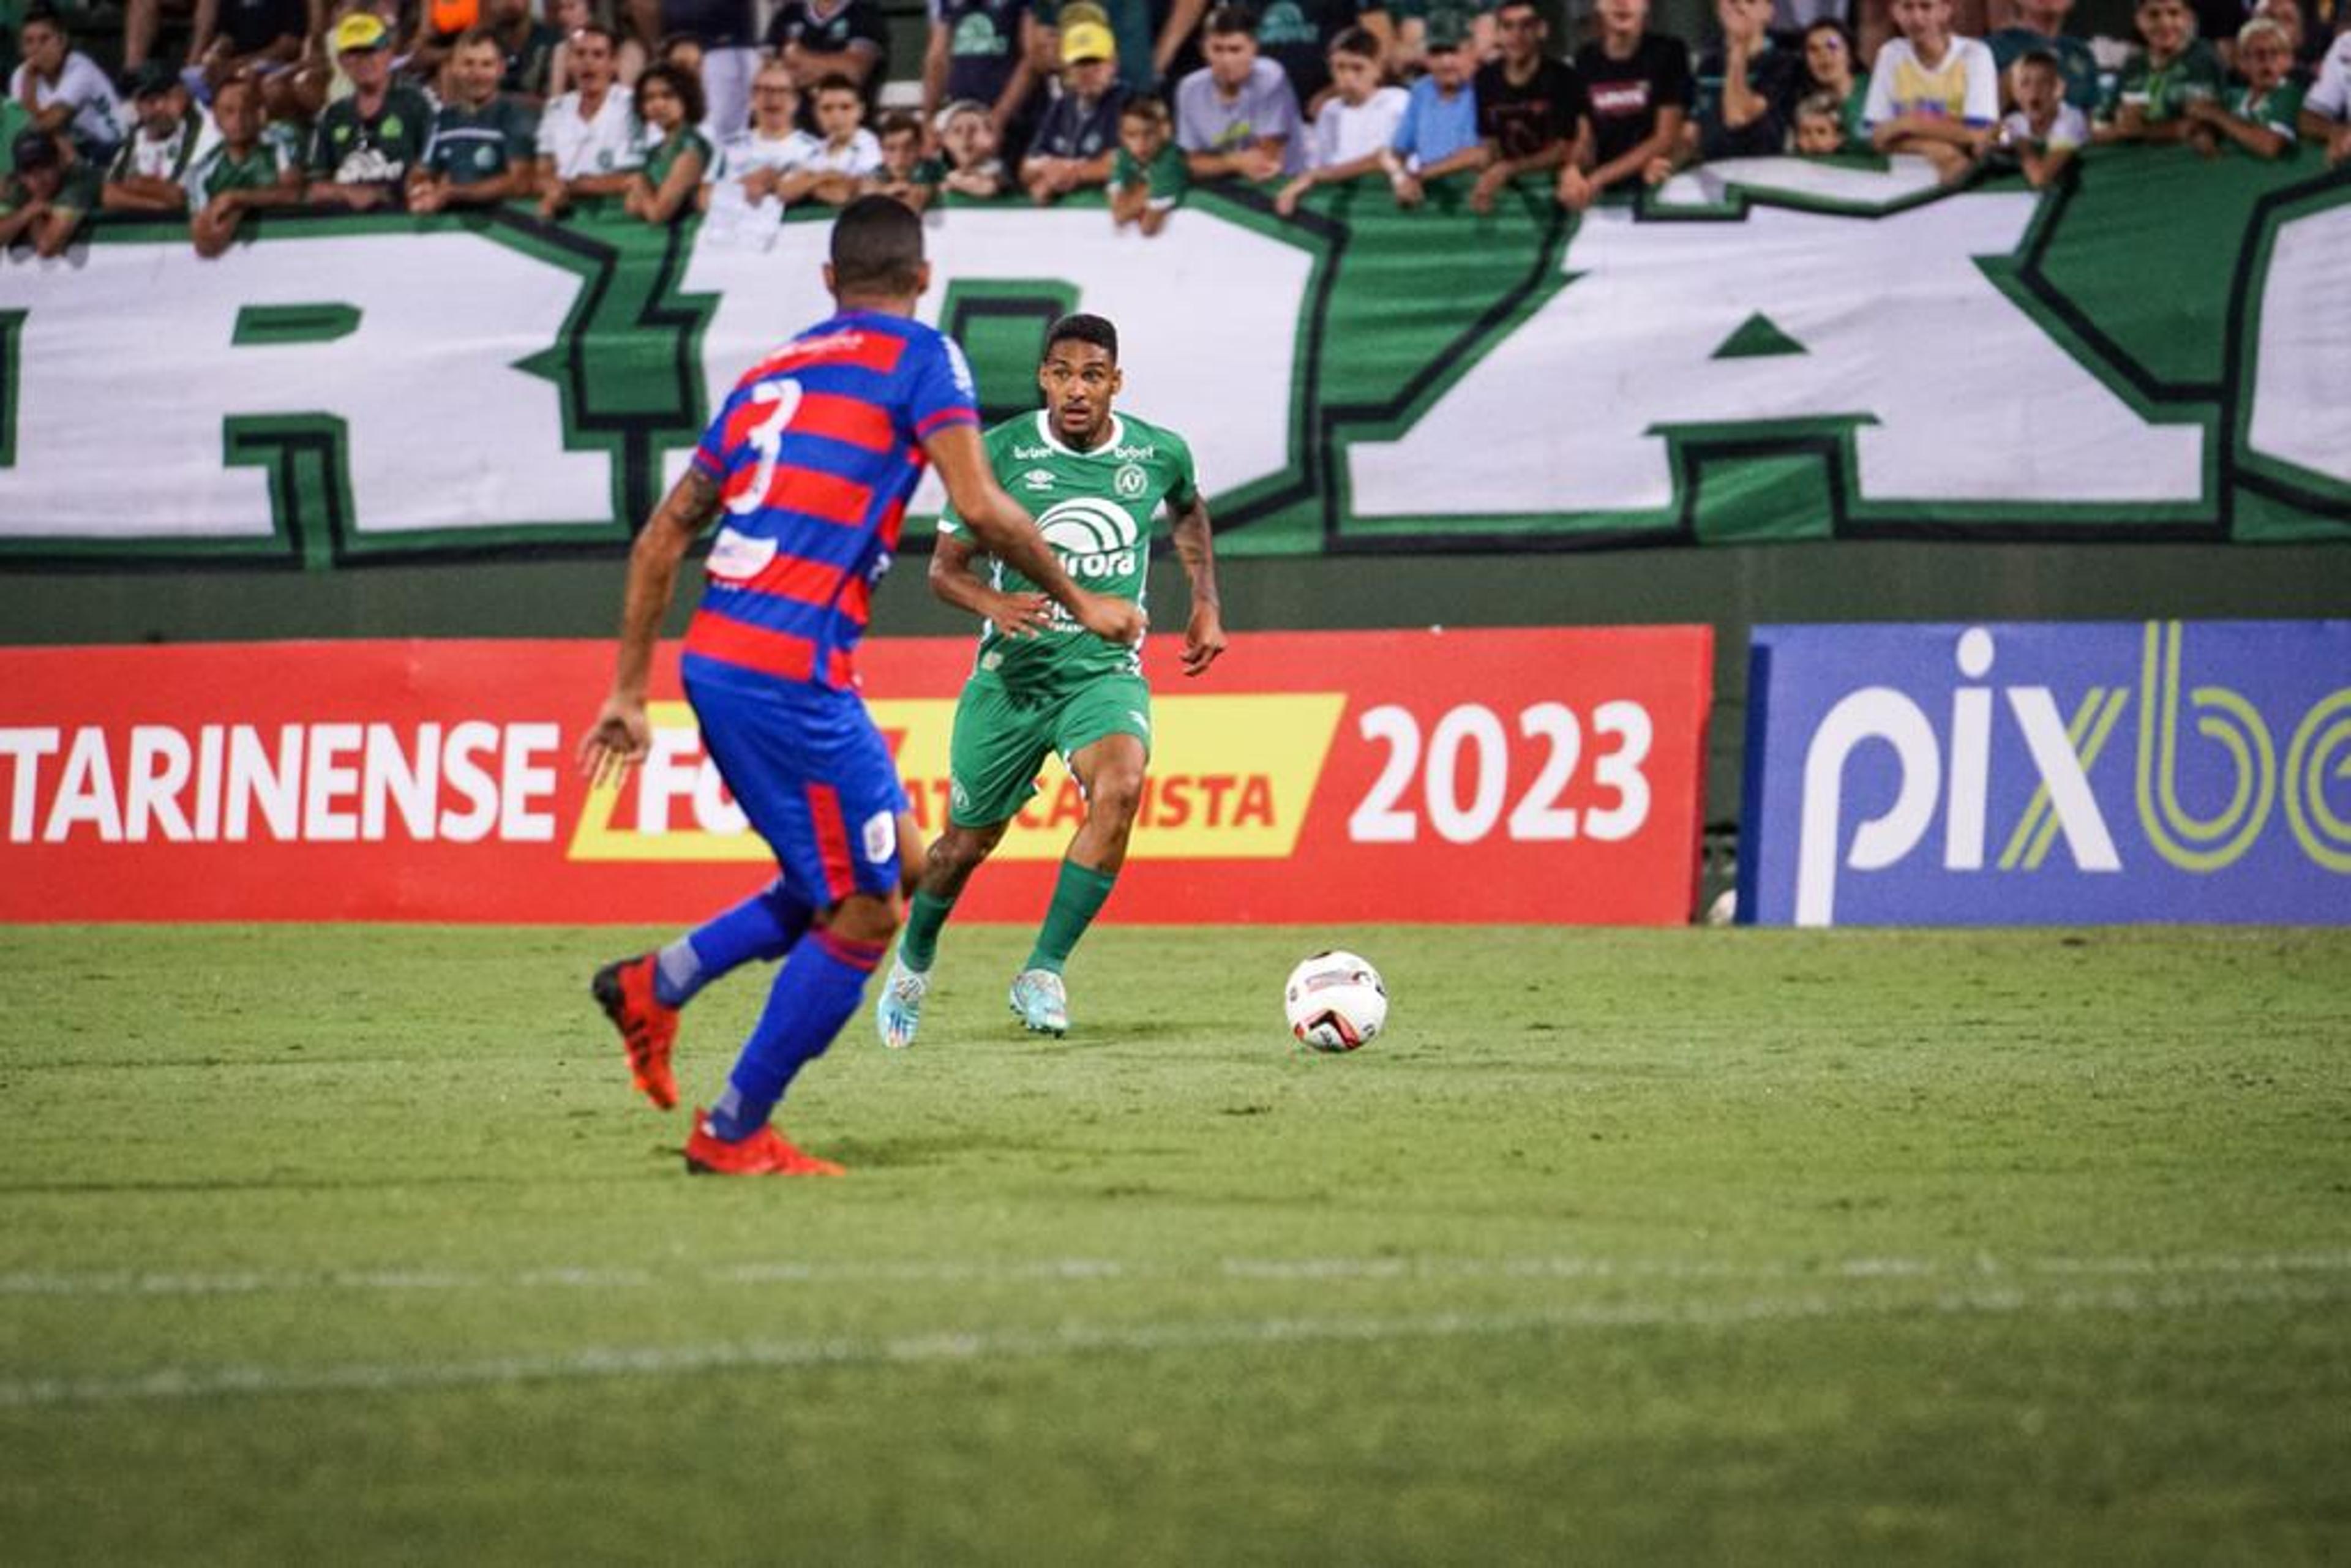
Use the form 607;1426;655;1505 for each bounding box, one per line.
1;1277;2342;1410
0;1250;2345;1300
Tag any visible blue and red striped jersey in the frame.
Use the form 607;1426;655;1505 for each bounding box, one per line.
683;309;980;688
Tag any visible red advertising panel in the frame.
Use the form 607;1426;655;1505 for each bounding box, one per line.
0;629;1711;924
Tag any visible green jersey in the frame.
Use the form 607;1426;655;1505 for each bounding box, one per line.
643;126;714;187
2225;78;2305;141
309;84;435;187
2115;40;2224;124
426;96;538;184
184;139;288;206
1109;141;1187;205
940;409;1201;692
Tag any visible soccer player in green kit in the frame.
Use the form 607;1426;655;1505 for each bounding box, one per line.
877;312;1226;1045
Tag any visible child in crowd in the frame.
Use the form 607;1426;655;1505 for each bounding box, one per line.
1995;48;2086;184
1792;89;1848;151
1862;0;1999;181
1986;0;2101;111
1799;20;1872;148
1382;9;1483;208
101;60;219;214
868;108;942;211
1565;0;1692;208
2183;16;2303;157
624;61;709;223
1108;94;1185;234
1275;26;1408;215
186;75;301;255
0;127;97;256
781;72;880;205
933;97;1006;198
2100;0;2224;144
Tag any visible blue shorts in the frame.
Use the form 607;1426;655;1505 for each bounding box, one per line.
684;659;909;905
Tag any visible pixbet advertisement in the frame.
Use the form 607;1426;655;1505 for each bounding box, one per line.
1738;621;2351;926
1;628;1712;925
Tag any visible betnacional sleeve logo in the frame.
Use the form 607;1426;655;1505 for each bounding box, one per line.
566;694;1349;863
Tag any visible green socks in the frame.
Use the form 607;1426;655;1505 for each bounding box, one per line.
899;888;953;972
1024;860;1119;975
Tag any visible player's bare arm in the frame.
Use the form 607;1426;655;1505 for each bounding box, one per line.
576;465;721;784
928;530;1052;638
1169;493;1226;677
923;423;1146;646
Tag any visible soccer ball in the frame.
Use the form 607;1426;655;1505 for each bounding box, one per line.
1283;951;1387;1052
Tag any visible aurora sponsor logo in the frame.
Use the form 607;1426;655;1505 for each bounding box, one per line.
1036;496;1140;579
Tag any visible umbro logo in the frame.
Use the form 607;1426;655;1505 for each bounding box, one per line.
1022;468;1054;490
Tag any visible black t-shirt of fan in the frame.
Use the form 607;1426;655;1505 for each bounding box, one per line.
1472;56;1588;162
1573;32;1693;167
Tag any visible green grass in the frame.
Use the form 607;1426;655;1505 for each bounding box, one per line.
4;924;2348;1564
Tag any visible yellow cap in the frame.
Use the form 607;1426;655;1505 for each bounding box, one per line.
1061;19;1116;64
332;12;391;53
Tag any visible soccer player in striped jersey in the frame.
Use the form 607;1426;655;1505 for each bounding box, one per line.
876;312;1226;1048
578;197;1144;1177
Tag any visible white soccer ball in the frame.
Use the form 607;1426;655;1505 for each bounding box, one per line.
1284;950;1387;1052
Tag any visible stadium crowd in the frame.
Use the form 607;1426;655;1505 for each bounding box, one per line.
4;0;2348;255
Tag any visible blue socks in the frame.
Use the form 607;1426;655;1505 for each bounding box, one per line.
706;928;885;1141
654;879;812;1008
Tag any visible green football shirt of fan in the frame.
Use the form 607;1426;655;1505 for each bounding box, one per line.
938;409;1200;693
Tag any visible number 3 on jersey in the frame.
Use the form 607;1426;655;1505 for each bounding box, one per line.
724;378;805;516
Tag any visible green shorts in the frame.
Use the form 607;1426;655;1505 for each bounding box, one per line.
947;672;1153;828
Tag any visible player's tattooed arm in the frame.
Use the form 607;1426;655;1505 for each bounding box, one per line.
576;468;721;784
1171;495;1227;677
928;527;1052;639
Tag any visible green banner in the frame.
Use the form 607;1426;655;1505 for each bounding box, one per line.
0;145;2344;565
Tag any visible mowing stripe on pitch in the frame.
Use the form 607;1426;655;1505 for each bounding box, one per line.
1;1278;2344;1409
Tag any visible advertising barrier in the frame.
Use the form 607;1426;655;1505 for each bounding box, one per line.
1;628;1713;925
1738;620;2351;926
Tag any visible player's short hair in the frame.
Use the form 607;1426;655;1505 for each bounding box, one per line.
1204;6;1258;38
635;61;705;129
2012;47;2060;74
1120;94;1171;126
1043;312;1118;364
1328;24;1379;61
830;194;926;296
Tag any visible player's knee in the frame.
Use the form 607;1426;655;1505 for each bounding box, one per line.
827;892;901;947
1089;766;1146;827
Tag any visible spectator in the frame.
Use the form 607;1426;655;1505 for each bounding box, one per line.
482;0;565;105
623;59;709;217
1253;0;1394;113
632;0;759;140
1020;12;1124;203
410;26;539;210
1791;87;1846;148
1861;0;1997;181
1382;7;1482;207
923;0;1044;155
1695;0;1804;160
1985;0;2098;111
765;0;888;127
0;126;95;255
1468;0;1586;215
102;61;219;213
10;6;122;161
1797;18;1869;146
176;0;310;122
658;31;705;88
933;94;1007;194
1390;0;1496;77
1275;25;1405;213
1108;91;1185;230
537;21;647;215
779;70;880;203
1046;0;1211;96
2300;23;2349;164
549;0;651;95
186;74;301;253
309;12;435;208
1568;0;1690;206
1176;4;1305;180
2184;16;2302;157
2254;0;2309;73
2100;0;2224;145
867;108;942;209
1993;47;2083;184
703;58;816;213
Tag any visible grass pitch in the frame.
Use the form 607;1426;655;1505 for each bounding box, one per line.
4;923;2347;1564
